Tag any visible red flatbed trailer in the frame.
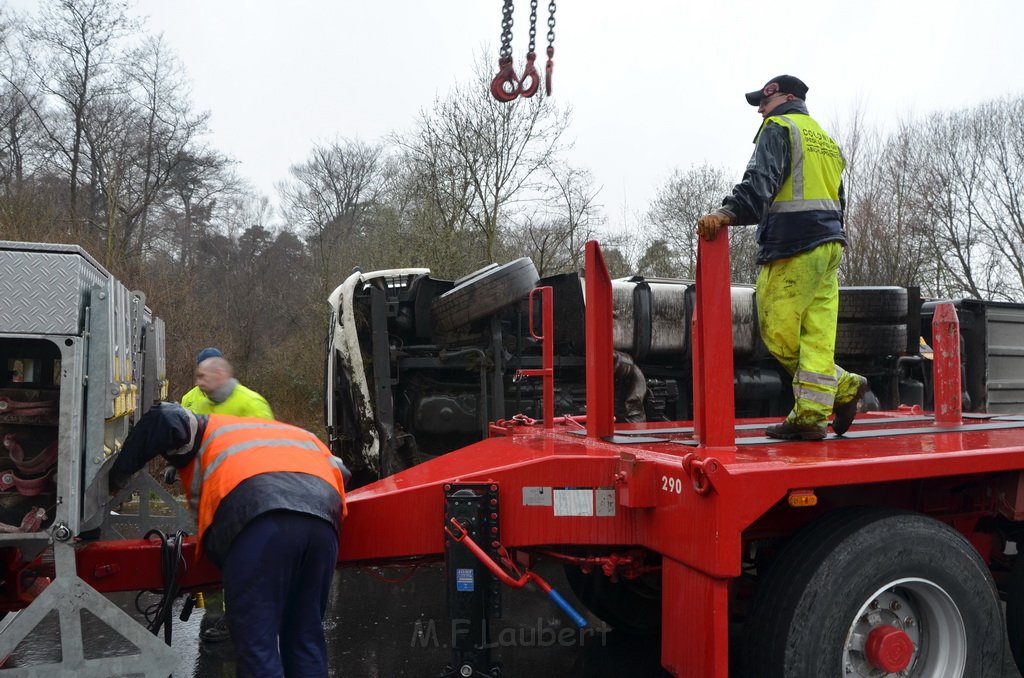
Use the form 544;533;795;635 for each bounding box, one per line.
71;235;1024;676
333;237;1024;677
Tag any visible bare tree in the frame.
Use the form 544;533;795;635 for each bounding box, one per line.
635;239;678;278
397;58;571;266
280;137;390;295
914;109;992;298
510;164;603;276
646;163;756;281
0;9;62;241
839;120;932;288
157;147;235;267
975;97;1024;300
20;0;139;231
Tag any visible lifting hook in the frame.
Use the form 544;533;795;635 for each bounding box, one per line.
544;46;555;97
490;57;521;102
518;52;540;98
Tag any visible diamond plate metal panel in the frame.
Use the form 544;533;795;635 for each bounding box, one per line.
0;245;109;335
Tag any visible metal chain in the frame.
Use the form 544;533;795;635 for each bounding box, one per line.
528;0;538;54
544;0;557;96
499;0;515;60
546;0;556;48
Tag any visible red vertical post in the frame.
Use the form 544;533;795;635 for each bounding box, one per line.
692;232;736;448
585;241;615;439
517;286;555;428
932;302;962;425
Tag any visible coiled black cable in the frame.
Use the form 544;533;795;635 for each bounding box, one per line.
135;529;188;645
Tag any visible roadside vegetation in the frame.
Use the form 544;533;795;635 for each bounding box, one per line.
2;1;1022;430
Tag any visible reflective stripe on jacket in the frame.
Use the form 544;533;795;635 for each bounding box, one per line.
177;415;346;545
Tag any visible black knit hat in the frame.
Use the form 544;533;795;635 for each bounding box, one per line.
124;403;197;460
745;75;809;106
196;347;223;364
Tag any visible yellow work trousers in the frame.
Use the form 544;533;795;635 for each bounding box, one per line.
756;241;862;427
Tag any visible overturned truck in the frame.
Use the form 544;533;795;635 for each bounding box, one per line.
326;257;1021;485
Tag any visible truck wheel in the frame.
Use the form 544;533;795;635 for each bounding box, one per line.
563;564;661;635
838;286;908;322
1005;551;1024;673
431;258;539;332
740;508;1003;678
834;323;907;357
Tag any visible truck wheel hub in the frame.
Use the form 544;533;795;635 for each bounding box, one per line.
864;624;914;672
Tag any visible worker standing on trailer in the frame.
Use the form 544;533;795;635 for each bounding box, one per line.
696;75;868;440
110;403;347;677
179;346;274;643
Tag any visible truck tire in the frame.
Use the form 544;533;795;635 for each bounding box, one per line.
838;286;908;322
740;508;1003;678
431;258;539;332
834;323;907;357
563;564;661;636
1005;550;1024;673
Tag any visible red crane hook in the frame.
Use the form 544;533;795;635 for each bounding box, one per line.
518;52;540;98
490;57;521;102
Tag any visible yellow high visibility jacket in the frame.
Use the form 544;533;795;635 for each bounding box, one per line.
761;113;845;214
180;383;273;420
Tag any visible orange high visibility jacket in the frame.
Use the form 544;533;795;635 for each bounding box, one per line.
177;415;347;546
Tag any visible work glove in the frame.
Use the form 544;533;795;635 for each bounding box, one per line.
329;455;353;487
696;211;731;241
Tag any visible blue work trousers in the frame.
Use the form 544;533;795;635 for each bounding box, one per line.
222;511;339;678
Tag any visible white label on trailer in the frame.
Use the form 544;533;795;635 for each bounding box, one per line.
553;488;594;516
595;488;616;517
522;487;552;506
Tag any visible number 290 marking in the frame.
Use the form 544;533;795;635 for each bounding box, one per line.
661;475;683;494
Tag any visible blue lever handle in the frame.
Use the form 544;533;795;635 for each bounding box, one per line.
547;588;588;628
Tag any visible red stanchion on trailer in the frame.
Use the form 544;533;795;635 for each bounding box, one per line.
932;302;962;426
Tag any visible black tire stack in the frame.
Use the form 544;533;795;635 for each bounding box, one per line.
836;286;909;357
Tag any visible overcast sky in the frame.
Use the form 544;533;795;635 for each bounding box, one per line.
12;0;1024;230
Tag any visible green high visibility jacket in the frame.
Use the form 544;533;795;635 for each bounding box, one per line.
721;100;847;264
180;382;273;420
761;113;845;214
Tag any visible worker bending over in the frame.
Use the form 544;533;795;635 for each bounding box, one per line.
110;404;346;677
180;346;274;644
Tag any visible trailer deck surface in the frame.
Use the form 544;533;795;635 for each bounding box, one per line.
343;412;1024;553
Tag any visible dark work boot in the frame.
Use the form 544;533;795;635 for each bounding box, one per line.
200;615;231;644
765;421;827;441
831;375;869;436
